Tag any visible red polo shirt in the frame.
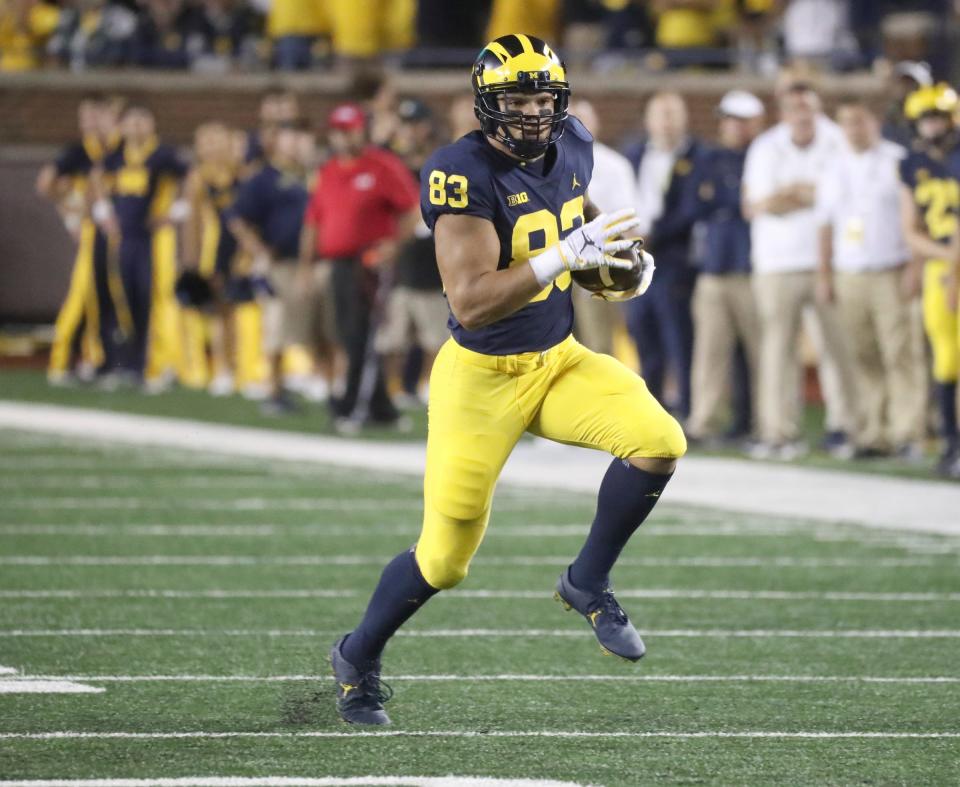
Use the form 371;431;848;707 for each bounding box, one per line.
304;145;419;259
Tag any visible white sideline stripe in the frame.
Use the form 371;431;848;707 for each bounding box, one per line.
2;588;959;602
0;555;942;568
2;628;959;639
2;730;958;741
1;498;433;512
3;402;959;535
0;779;590;787
9;673;960;685
0;666;17;674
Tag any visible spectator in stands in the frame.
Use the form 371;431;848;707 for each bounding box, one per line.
816;96;925;458
229;120;312;415
0;0;59;70
781;0;858;69
374;98;448;408
301;103;420;430
624;91;706;419
742;82;858;459
267;0;328;70
48;0;130;70
686;90;764;446
569;98;635;356
651;0;726;50
486;0;560;43
325;0;413;63
126;0;212;69
194;0;261;71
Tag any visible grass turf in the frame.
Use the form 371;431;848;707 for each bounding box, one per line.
0;428;958;785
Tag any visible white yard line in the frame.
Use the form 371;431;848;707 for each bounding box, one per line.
0;555;942;568
1;402;958;534
1;628;958;638
5;673;958;685
1;730;957;740
1;588;958;602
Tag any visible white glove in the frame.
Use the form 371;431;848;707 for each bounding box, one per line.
592;250;656;302
91;198;114;227
528;208;642;288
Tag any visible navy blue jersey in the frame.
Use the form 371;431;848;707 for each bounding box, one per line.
199;166;240;276
103;139;188;239
421;117;594;355
899;141;960;244
228;163;307;260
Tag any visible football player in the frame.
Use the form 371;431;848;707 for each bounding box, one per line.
330;34;685;725
899;83;960;476
182;121;243;394
38;93;122;384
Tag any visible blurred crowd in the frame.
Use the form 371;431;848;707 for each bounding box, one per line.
37;56;960;478
2;0;960;74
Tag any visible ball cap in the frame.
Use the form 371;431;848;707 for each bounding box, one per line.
329;103;366;131
717;90;765;119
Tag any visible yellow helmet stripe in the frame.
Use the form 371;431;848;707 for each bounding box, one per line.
486;41;511;64
516;34;535;54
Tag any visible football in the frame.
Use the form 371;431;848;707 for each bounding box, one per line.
570;243;642;294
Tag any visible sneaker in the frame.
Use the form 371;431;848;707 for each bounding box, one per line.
329;635;392;725
207;373;235;397
260;392;299;417
935;444;960;478
554;567;645;662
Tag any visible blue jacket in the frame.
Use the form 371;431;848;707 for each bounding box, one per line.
696;145;751;275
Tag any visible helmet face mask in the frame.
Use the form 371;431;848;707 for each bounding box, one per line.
472;35;571;161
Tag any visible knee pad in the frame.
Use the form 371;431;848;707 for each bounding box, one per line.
415;548;469;590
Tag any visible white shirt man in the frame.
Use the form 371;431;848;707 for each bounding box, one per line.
742;86;857;456
816;99;924;454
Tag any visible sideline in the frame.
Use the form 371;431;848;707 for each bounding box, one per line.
0;402;957;535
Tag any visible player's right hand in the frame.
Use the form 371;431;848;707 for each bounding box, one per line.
558;208;643;273
528;208;642;288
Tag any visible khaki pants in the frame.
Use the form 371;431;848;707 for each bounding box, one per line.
835;268;925;448
262;262;334;356
687;273;759;438
572;285;622;356
753;270;858;444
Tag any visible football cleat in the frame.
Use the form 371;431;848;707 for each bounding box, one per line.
554;567;645;662
329;635;393;725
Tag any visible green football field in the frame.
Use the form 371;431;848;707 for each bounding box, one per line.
0;427;958;786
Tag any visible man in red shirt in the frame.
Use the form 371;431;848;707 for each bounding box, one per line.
300;103;421;428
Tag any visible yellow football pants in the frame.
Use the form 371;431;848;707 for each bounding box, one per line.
415;334;686;590
48;221;103;374
923;260;960;384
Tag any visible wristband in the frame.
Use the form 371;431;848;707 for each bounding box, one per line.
528;244;567;288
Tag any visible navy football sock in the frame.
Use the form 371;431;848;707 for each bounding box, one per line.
340;548;438;669
569;459;673;594
935;382;958;450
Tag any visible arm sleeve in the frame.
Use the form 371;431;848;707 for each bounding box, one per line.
379;154;420;213
742;138;776;203
420;147;497;231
